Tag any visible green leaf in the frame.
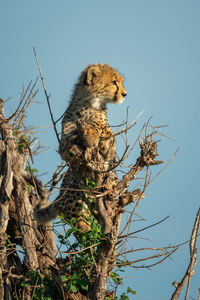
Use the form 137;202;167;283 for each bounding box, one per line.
70;273;78;280
54;219;63;224
57;234;64;239
88;197;93;203
6;237;12;245
110;272;121;284
60;275;67;281
70;285;78;293
90;180;97;187
120;295;129;300
78;279;89;291
127;286;136;295
80;283;88;291
70;217;77;225
31;168;39;173
27;184;32;193
65;281;71;291
65;228;75;238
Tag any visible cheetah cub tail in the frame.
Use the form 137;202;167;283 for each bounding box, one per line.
22;170;57;224
33;203;57;224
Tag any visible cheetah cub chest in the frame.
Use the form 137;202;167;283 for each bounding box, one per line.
59;63;127;166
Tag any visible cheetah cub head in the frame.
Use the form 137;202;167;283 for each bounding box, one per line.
77;64;127;110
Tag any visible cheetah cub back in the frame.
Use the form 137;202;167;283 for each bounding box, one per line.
34;64;127;230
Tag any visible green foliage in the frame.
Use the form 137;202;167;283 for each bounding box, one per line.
16;270;63;300
108;264;137;299
5;235;12;247
120;286;137;299
111;287;136;300
25;166;39;173
27;184;32;193
55;214;137;298
56;213;105;295
10;211;136;299
11;165;136;299
13;130;31;154
110;272;122;285
85;177;97;189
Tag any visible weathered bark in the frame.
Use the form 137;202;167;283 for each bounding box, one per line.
0;99;56;299
89;138;162;300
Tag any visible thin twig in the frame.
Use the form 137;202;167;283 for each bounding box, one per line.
119;216;169;240
33;47;60;144
117;248;177;268
149;148;179;184
59;242;101;255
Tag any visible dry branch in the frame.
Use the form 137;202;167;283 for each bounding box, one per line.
171;208;200;300
33;47;60;144
86;121;168;299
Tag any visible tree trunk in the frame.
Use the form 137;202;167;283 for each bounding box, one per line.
0;99;56;299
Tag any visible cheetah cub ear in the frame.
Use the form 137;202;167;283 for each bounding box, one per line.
85;65;101;85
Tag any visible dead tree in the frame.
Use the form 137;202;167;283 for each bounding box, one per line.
2;55;196;299
0;87;56;300
0;79;178;300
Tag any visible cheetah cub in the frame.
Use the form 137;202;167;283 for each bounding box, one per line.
34;64;127;230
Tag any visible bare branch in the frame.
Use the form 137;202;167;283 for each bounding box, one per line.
149;147;179;184
33;47;60;144
119;215;170;240
171;208;200;300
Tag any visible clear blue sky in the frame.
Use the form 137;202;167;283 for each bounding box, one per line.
1;1;200;299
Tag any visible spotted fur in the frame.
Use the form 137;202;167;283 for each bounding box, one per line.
34;64;127;231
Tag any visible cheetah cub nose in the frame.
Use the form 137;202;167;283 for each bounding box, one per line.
122;92;127;97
